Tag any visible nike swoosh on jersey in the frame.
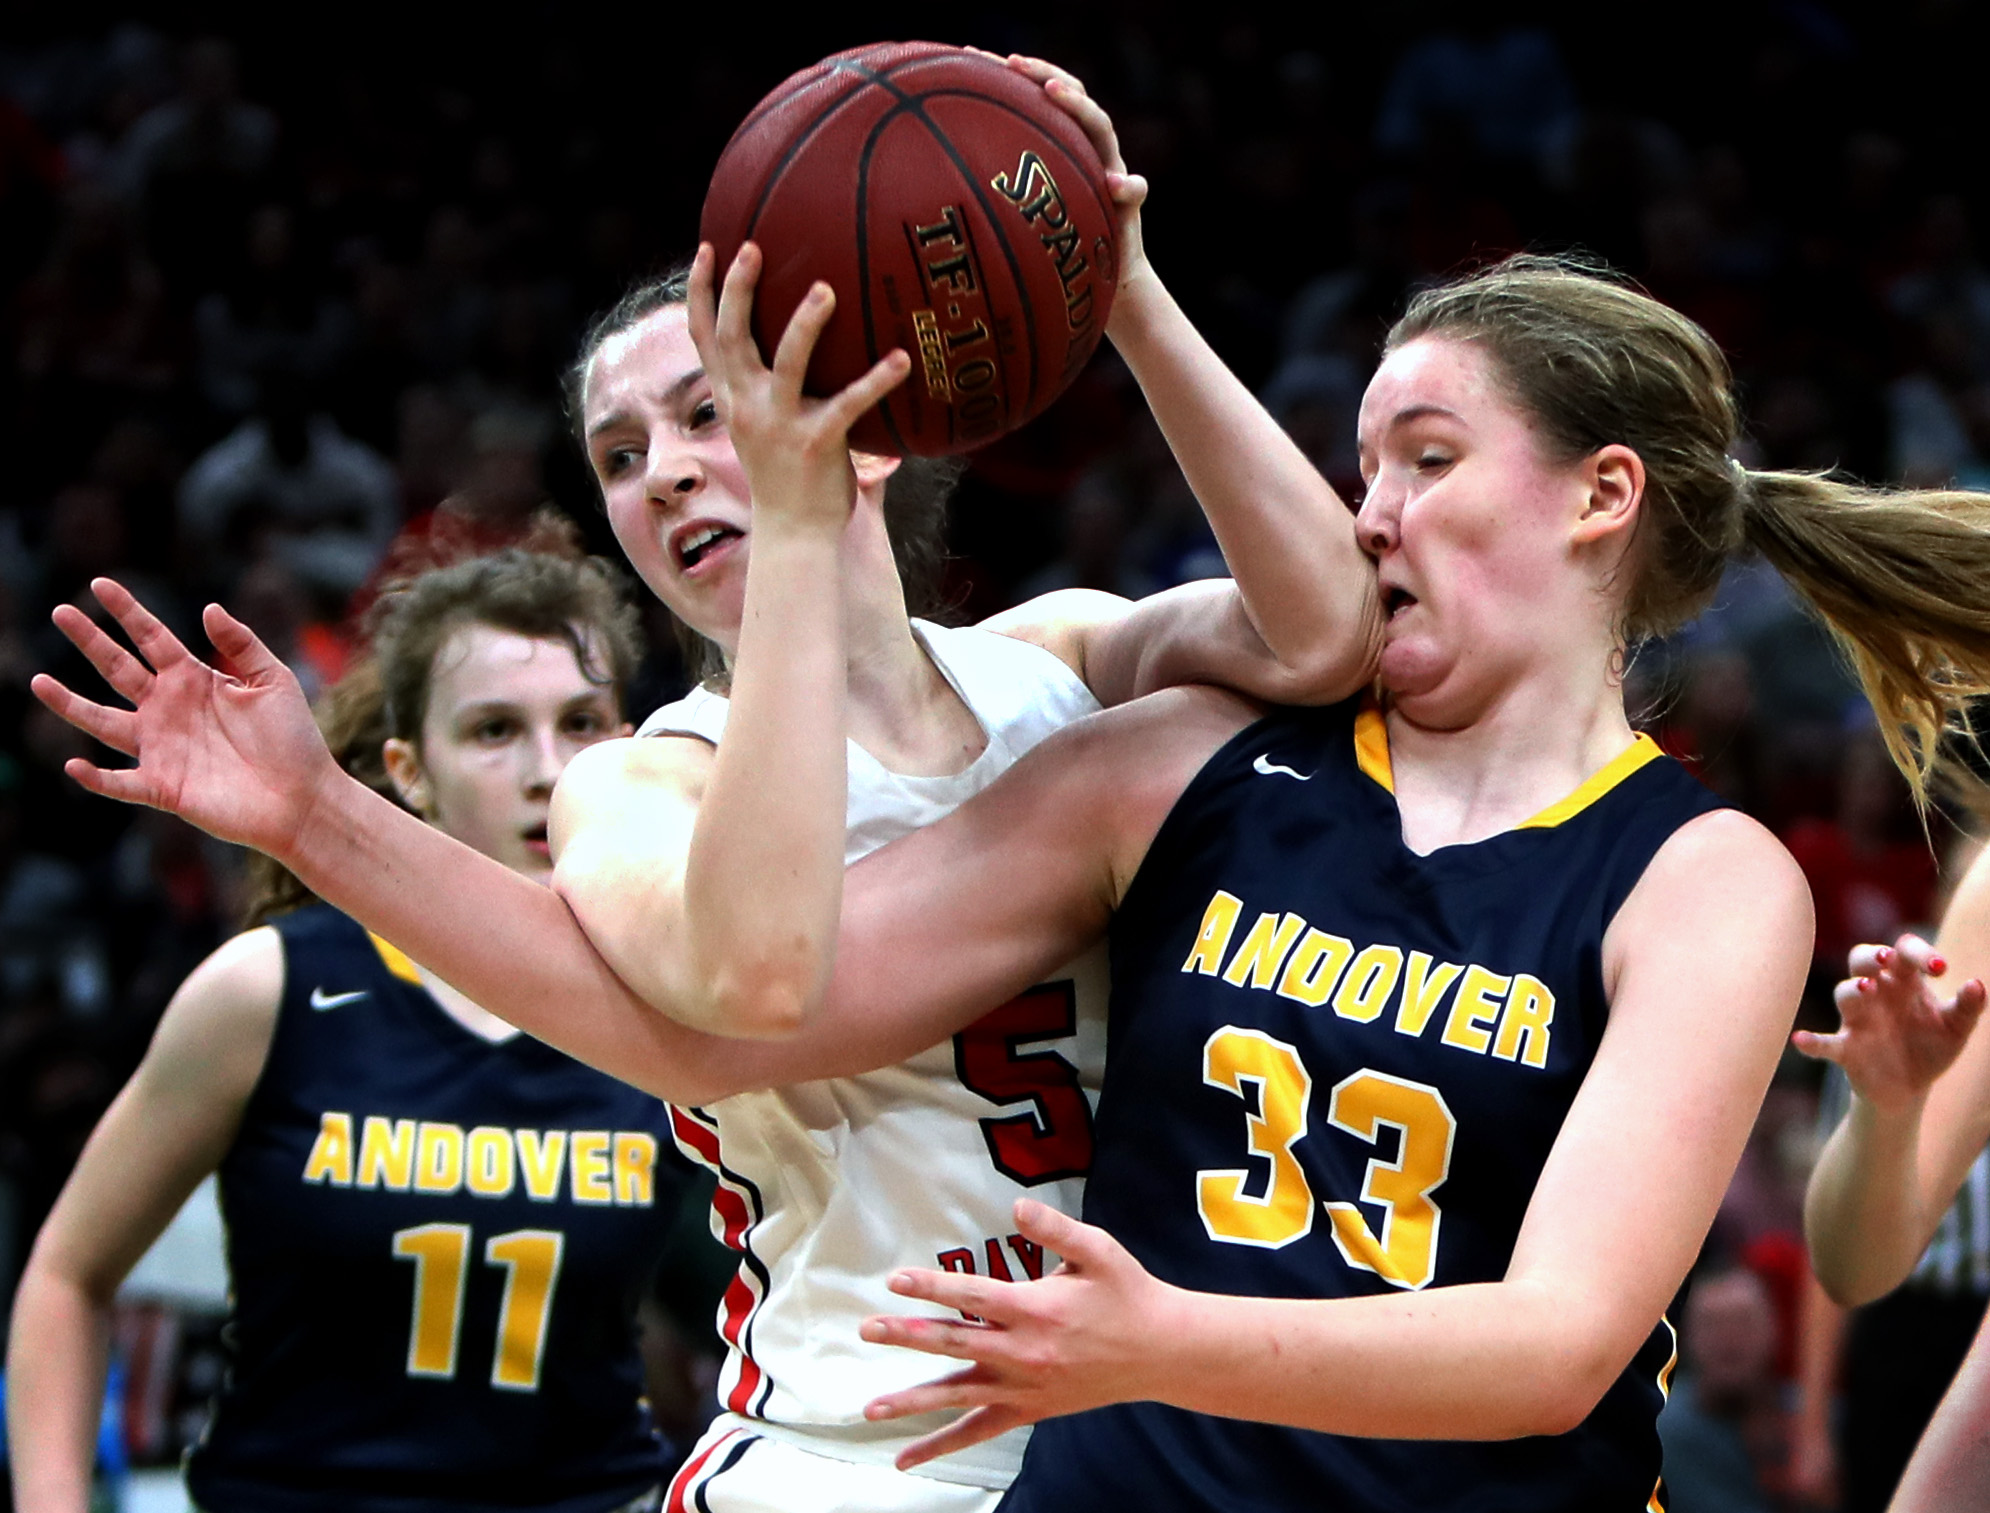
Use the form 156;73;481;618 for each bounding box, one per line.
1253;753;1314;781
309;987;370;1011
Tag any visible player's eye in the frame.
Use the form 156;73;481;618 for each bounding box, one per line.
472;717;518;743
598;446;638;479
690;397;719;428
564;709;610;736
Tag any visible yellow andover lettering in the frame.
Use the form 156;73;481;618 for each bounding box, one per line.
357;1116;417;1191
1221;912;1306;991
302;1111;354;1187
1183;891;1244;975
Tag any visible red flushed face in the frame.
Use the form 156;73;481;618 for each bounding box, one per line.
1354;335;1599;726
582;304;752;648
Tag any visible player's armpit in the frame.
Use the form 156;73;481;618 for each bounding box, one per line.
1505;809;1812;1403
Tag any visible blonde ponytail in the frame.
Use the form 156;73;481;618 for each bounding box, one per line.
1739;470;1990;804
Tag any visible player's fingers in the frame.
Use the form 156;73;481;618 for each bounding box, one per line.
894;1405;1028;1468
202;603;290;685
865;1364;1005;1421
825;349;910;430
91;577;192;671
713;241;764;367
1833;975;1875;1016
770;281;835;387
860;1305;1007;1360
51;602;155;704
30;676;139;757
1043;78;1125;172
1006;53;1085;95
1012;1196;1110;1267
63;758;158;808
1847;942;1890;979
1790;1028;1846;1065
1106;170;1149;210
685;243;721;361
885;1265;1021;1323
1892;933;1942;977
1946;978;1989;1033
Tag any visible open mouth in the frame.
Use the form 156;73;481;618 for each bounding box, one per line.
524;822;550;857
1383;586;1418;620
675;522;743;570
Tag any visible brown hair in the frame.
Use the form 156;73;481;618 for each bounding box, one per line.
568;267;962;683
241;526;643;925
1389;253;1990;802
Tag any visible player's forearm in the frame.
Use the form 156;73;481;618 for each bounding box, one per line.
1804;1094;1938;1303
6;1265;112;1513
681;522;847;1037
285;770;712;1098
1107;272;1381;694
1147;1277;1627;1441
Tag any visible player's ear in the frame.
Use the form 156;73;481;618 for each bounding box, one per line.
1570;443;1643;549
382;739;431;816
851;450;903;500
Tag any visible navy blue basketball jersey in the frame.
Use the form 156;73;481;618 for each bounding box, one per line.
1004;698;1726;1513
185;905;690;1513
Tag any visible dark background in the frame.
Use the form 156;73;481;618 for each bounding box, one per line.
2;3;1984;1505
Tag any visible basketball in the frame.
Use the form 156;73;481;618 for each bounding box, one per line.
699;42;1120;457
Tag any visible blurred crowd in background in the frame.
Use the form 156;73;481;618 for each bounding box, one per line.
0;3;1985;1509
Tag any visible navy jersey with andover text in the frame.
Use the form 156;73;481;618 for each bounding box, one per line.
184;905;690;1513
1003;699;1726;1513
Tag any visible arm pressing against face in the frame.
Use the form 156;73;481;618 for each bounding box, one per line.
8;929;279;1513
1800;848;1990;1304
977;56;1382;709
857;809;1812;1466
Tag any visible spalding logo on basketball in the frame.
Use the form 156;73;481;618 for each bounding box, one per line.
700;42;1120;457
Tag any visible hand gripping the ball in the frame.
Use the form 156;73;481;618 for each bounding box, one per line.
857;1198;1181;1469
31;581;346;859
686;240;911;542
1794;933;1990;1112
990;52;1152;313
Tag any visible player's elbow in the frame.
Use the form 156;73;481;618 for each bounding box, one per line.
1250;612;1385;708
691;957;822;1040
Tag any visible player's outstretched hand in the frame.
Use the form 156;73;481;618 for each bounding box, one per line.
1793;933;1988;1112
30;579;343;857
685;239;910;532
858;1197;1177;1467
993;52;1150;305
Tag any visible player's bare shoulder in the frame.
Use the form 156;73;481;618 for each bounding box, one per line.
551;732;713;853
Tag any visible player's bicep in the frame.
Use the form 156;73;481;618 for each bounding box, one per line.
33;928;283;1295
1506;813;1811;1367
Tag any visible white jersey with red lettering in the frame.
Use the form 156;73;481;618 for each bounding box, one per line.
637;620;1109;1494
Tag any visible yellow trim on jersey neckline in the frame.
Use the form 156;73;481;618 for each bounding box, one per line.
366;932;425;985
1352;699;1664;831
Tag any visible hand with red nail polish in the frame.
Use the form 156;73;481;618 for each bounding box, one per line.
1794;932;1989;1112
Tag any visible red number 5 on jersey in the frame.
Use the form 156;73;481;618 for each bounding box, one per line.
953;983;1095;1185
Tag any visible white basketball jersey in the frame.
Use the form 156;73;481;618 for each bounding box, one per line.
637;622;1109;1489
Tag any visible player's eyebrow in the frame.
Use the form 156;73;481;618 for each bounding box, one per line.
1386;403;1465;431
584;369;707;440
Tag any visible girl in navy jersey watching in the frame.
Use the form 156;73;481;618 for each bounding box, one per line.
8;540;692;1513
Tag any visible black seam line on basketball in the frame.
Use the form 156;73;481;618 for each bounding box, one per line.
822;62;1048;413
860;93;1045;417
692;1435;760;1513
852;118;913;455
728;48;943;153
736;53;952;242
919;90;1119;230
